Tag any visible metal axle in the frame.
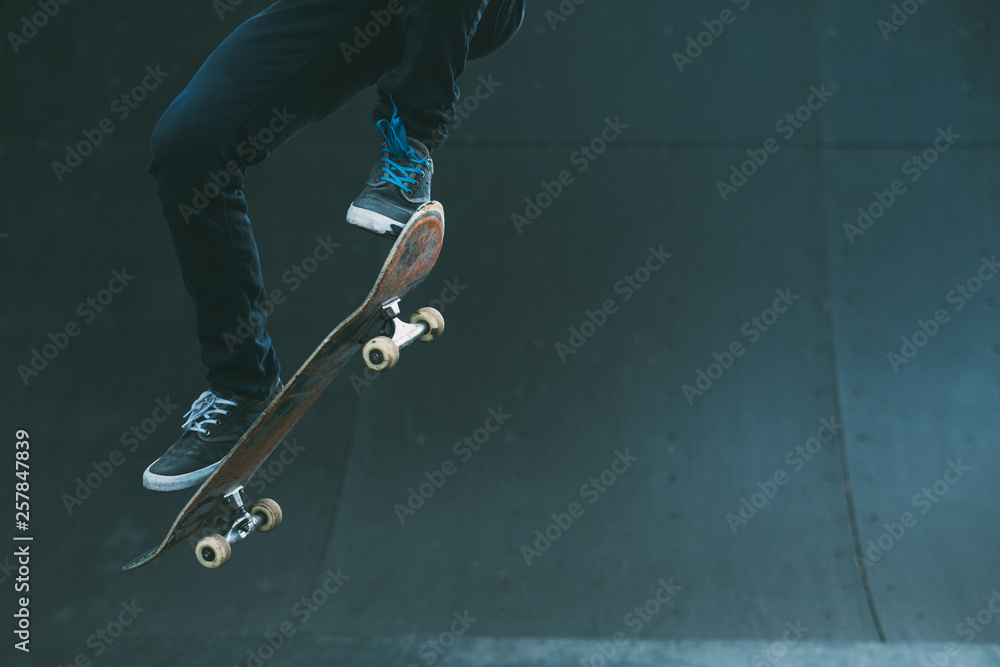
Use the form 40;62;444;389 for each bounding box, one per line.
379;297;429;350
220;487;263;546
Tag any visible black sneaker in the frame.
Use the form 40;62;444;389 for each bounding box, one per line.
346;103;434;238
142;381;283;492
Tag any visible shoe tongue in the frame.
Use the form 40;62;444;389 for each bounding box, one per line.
207;385;239;401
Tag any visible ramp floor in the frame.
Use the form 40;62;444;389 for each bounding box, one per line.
1;0;998;665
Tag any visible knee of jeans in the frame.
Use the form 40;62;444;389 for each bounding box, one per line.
149;100;232;189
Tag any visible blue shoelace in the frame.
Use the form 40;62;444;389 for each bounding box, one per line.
376;105;428;195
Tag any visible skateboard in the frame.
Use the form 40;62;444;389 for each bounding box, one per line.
123;201;446;570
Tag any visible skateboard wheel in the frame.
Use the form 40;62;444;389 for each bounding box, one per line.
363;336;399;372
195;534;231;569
410;307;445;342
250;498;283;533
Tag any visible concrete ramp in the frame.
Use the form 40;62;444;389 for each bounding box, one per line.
1;0;998;665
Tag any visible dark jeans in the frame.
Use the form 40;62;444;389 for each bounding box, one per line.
149;0;523;400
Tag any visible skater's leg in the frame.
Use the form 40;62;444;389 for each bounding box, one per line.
372;0;488;150
346;0;525;237
372;0;525;149
146;0;415;490
150;0;397;400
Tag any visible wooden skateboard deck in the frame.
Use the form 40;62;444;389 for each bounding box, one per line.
123;201;445;570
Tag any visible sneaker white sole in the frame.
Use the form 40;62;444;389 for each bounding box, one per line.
142;460;222;492
346;203;405;237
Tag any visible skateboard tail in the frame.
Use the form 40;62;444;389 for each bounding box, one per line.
122;202;445;571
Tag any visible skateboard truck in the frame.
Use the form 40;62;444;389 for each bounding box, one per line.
191;296;444;568
220;488;262;544
194;486;282;569
362;297;444;372
122;202;445;571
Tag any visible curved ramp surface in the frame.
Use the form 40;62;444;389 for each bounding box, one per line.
1;0;998;665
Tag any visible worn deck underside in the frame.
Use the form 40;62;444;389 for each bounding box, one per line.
1;1;998;665
122;205;443;569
